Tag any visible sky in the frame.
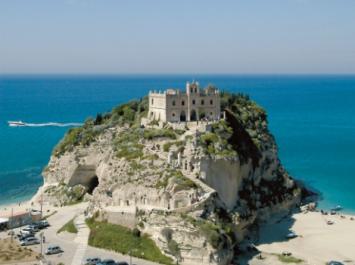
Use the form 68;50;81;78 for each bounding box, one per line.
0;0;355;74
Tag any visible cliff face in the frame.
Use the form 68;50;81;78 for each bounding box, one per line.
40;93;301;265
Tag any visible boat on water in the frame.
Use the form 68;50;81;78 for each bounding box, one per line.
8;121;26;127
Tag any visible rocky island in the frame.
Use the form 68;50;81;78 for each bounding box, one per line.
38;82;302;265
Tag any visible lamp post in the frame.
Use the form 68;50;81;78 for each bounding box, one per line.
40;232;43;256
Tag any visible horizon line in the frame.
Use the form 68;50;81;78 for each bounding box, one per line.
1;73;355;77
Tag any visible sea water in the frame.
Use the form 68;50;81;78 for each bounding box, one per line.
0;75;354;212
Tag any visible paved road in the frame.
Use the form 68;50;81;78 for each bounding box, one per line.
1;203;161;265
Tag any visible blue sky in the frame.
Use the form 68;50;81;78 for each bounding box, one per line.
0;0;354;74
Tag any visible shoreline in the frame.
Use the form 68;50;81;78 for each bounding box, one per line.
0;184;51;217
249;209;355;265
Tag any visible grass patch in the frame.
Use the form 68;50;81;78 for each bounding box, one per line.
57;218;78;234
276;254;304;263
86;219;173;265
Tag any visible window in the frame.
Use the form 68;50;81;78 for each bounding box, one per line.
182;100;185;106
210;112;213;116
151;98;154;105
172;113;176;117
210;99;213;105
201;100;204;105
172;100;176;106
192;99;195;105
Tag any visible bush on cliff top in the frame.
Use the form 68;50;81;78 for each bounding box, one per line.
53;97;148;157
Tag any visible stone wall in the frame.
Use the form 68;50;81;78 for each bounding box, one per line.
103;206;137;229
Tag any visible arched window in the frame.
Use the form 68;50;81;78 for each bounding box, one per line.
151;98;154;105
201;99;204;105
210;99;213;105
182;100;185;106
172;100;176;106
192;99;195;105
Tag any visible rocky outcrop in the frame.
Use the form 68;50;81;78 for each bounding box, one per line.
38;93;301;265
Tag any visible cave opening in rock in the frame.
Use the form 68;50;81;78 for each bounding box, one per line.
87;175;99;195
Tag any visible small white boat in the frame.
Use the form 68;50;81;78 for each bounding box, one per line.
8;121;26;127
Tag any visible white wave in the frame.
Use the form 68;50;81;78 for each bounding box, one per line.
9;122;82;127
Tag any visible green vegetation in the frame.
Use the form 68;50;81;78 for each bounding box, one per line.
44;183;87;206
143;128;177;140
275;254;304;264
53;97;148;157
161;228;180;260
53;119;99;157
155;170;197;191
57;218;78;234
86;218;173;265
171;170;198;191
198;120;237;159
163;140;184;152
114;129;144;160
181;214;225;249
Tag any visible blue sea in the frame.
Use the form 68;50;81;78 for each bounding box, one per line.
1;75;355;212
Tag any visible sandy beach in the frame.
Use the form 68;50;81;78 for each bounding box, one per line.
249;210;355;265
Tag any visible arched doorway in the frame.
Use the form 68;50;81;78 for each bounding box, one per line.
190;109;197;121
180;110;186;122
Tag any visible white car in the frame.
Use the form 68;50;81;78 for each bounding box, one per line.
45;245;63;255
20;236;40;246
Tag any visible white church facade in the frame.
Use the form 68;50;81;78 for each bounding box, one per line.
148;81;221;123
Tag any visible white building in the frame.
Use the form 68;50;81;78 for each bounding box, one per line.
148;81;221;123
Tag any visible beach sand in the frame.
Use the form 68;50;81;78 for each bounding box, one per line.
252;210;355;265
0;185;55;218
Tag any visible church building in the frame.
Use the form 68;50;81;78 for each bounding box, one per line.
148;81;221;123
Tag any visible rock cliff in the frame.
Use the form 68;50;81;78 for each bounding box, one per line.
39;91;301;265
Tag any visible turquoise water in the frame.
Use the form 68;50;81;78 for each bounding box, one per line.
1;75;355;212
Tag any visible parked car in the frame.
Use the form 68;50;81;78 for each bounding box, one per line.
97;259;117;265
20;236;40;246
38;220;50;228
327;262;344;265
117;262;129;265
84;257;102;265
45;245;63;255
18;232;35;241
19;229;35;236
28;224;40;232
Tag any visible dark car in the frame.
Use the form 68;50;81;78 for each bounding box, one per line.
117;262;128;265
84;257;101;265
327;262;344;265
33;220;50;229
97;259;116;265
